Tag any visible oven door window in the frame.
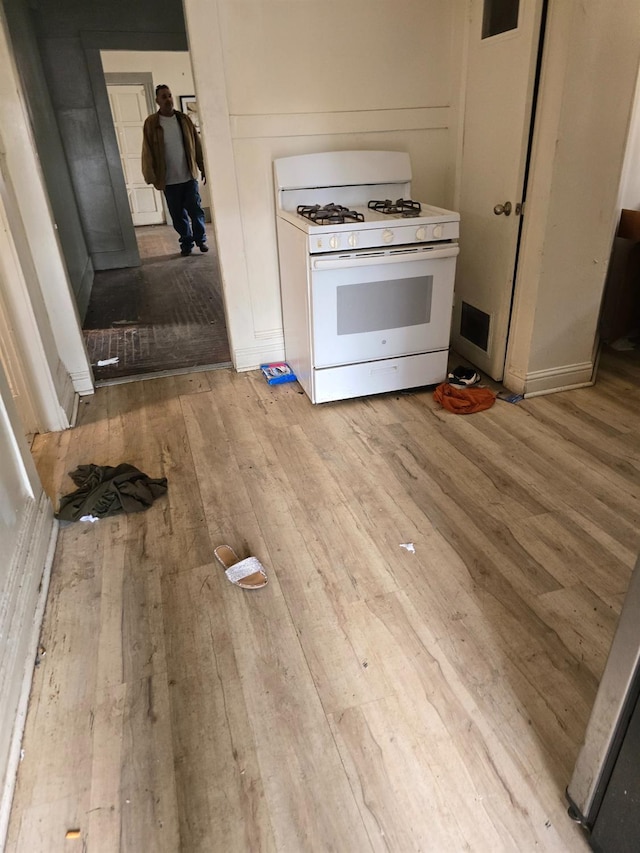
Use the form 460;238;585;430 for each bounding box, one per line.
311;254;456;368
337;276;432;335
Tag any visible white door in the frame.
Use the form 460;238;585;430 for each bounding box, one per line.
0;356;54;814
107;84;165;226
452;0;544;380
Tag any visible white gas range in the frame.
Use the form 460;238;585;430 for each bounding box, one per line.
274;150;460;404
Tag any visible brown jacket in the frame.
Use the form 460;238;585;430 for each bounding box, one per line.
141;111;205;191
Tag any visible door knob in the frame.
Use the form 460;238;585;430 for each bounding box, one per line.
493;201;512;216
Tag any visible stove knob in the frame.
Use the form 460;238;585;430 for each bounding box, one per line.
433;224;444;239
329;235;340;250
348;233;358;248
416;226;426;241
382;229;394;244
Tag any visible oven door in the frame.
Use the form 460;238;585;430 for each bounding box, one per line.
310;244;459;368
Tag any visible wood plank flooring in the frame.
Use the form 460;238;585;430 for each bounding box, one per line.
6;348;640;851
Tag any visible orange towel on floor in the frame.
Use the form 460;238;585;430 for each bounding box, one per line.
433;382;496;414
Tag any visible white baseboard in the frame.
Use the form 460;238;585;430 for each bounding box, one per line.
55;359;75;426
0;494;56;851
233;333;285;372
69;365;94;397
523;360;595;397
70;392;80;428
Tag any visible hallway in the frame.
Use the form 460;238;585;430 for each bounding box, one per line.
83;225;231;383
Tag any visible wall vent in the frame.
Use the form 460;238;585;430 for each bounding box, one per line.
460;302;490;352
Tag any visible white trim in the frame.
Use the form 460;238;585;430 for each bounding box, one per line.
70;392;80;428
0;154;68;433
524;382;594;399
70;367;95;397
230;107;450;139
94;360;232;387
183;0;251;374
0;290;38;435
451;0;471;211
523;360;595;396
0;494;56;851
233;336;285;372
94;361;231;387
55;359;76;424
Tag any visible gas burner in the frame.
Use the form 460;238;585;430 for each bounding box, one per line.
297;203;365;225
368;198;422;217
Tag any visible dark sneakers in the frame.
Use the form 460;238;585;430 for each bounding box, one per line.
181;243;207;256
447;366;481;387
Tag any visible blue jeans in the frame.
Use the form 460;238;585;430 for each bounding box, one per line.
163;179;207;251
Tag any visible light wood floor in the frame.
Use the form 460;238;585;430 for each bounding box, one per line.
7;349;640;852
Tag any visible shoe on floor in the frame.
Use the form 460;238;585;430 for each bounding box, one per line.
180;246;192;256
198;243;209;253
214;544;268;589
447;366;481;387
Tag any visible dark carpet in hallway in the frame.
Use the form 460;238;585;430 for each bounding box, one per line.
83;225;231;382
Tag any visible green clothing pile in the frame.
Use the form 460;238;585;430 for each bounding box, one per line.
56;463;168;522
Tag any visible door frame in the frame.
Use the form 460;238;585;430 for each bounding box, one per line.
0;16;88;432
0;191;43;436
104;71;156;117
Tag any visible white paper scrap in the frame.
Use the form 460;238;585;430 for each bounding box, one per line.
96;357;119;366
79;514;100;523
399;543;416;553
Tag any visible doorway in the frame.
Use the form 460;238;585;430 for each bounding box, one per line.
106;75;165;227
82;223;231;382
81;52;232;384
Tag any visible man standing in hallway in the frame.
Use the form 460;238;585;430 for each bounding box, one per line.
142;84;208;256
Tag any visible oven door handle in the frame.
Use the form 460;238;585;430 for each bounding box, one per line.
311;245;459;270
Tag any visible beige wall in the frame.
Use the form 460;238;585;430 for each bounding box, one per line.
101;49;195;102
186;0;466;370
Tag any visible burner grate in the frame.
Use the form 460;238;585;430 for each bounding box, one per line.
368;198;422;217
297;203;365;225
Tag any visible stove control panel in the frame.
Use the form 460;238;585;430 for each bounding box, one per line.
414;224;445;241
305;218;460;254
